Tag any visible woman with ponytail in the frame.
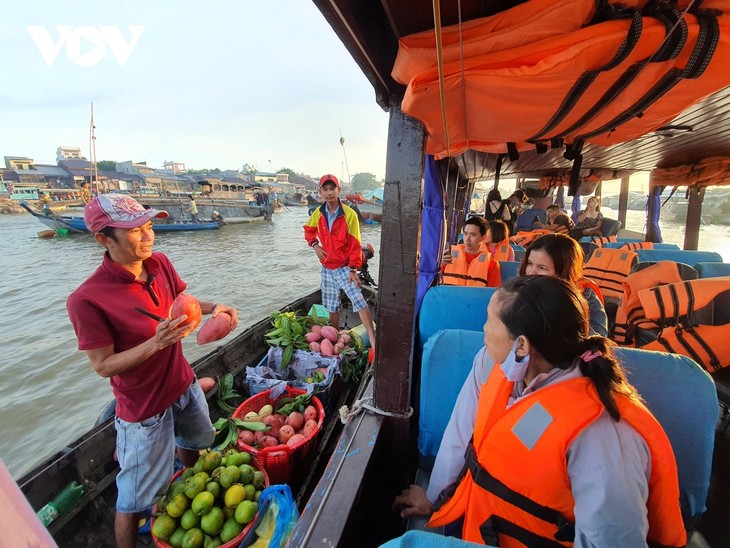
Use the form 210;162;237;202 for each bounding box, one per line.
394;276;685;547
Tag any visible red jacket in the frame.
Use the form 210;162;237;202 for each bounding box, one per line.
304;201;363;270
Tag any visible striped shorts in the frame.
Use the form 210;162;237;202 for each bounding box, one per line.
321;265;367;313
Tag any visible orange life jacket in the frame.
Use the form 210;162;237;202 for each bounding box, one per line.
488;242;512;262
443;245;501;287
394;3;730;160
591;235;618;247
583;247;638;300
428;366;685;547
577;277;604;305
613;261;685;344
636;278;730;371
619;241;654;251
509;229;551;247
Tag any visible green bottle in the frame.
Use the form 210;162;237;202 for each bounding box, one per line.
36;481;85;527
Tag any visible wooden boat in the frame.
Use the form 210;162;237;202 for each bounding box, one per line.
283;192;308;207
17;288;376;547
20;201;222;233
345;193;383;223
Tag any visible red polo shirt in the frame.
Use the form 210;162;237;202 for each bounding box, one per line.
67;252;193;422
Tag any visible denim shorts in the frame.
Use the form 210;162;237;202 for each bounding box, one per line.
321;265;368;312
114;377;215;513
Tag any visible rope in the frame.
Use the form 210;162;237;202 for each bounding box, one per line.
338;396;414;424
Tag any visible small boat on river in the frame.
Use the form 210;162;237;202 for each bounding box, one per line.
20;201;222;233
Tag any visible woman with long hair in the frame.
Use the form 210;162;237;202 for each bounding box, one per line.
519;233;607;336
393;276;685;547
484;189;512;223
571;196;604;239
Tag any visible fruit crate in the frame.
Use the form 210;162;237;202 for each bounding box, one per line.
151;457;269;548
233;386;325;486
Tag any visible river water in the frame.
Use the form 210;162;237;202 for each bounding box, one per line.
0;209;381;479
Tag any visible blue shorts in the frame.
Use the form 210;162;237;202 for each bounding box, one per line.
114;377;215;513
321;265;368;313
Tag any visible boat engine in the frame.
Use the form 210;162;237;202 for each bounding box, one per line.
359;243;377;287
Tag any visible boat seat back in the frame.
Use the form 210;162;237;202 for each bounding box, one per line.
603;241;680;250
634;249;723;266
615;347;717;527
417;286;496;353
418;329;485;469
600;217;622;237
510;243;526;262
498;261;521;282
631;261;699;280
696;262;730;279
514;208;547;232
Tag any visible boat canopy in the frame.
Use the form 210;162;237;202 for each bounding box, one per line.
392;0;730;162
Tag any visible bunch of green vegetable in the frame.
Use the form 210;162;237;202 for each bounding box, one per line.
264;311;325;368
275;392;313;415
340;332;369;383
211;416;268;451
215;373;242;413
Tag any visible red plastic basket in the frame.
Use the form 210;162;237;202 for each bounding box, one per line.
151;458;269;548
233;386;325;485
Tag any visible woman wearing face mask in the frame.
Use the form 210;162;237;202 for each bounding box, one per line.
393;276;685;548
519;233;607;337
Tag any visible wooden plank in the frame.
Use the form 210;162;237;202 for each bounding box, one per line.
684;186;705;250
373;102;424;413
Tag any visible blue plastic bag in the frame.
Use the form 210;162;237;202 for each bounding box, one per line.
242;484;299;548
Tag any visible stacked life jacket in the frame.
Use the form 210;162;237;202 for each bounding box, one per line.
613;261;685;344
443;244;502;287
618;241;654;251
391;0;730;195
590;235;618;246
638;277;730;372
583;247;638;300
427;365;686;547
510;229;551;248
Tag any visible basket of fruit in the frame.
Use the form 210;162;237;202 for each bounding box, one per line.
150;447;269;548
233;386;325;486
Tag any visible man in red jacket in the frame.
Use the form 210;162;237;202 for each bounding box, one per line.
304;174;376;348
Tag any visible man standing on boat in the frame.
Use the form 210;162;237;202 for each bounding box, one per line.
305;174;376;348
186;194;202;223
80;182;92;204
66;193;238;548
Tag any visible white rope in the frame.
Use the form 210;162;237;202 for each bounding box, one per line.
339;397;414;424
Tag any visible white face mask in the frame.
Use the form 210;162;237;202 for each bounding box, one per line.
500;338;530;382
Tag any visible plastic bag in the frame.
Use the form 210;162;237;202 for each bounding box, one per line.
244;484;299;548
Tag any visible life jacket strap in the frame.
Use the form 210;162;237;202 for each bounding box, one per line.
442;272;489;286
464;444;575;541
480;515;568;548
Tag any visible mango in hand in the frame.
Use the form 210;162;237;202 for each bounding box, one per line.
197;312;234;344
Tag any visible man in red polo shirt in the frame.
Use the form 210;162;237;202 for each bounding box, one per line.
67;194;238;548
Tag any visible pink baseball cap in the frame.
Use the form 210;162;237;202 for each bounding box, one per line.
319;174;340;187
84;193;168;233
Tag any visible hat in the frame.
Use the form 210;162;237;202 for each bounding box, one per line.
319;174;340;187
85;193;168;233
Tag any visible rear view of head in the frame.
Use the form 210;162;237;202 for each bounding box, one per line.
487;220;509;243
486;189;503;203
519;233;584;284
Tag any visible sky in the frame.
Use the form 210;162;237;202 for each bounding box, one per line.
1;1;390;180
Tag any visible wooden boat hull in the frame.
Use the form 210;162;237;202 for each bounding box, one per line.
138;197;274;221
21;201;221;233
16;288;377;546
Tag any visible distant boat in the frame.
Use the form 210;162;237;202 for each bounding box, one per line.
283;192;308;207
345;191;383;223
20;201;221;233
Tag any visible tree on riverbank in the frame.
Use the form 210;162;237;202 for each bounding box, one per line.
352;172;381;192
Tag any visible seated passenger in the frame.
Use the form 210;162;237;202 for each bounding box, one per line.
442;216;501;287
535;204;572;235
485;220;514;262
393;276;686;548
521;233;607;336
570;196;604;239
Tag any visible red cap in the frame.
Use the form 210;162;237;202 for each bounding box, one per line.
319;174;340;187
84;193;168;233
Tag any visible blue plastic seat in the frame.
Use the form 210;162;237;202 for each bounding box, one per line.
615;347;717;527
634;249;723;266
499;261;521;282
514;208;546;232
695;262;730;278
602;242;681;250
418;329;485;468
417;286;496;353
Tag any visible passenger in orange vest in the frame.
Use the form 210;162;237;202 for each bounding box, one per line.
535;204;572;235
520;233;607;336
393;276;686;548
442;216;501;287
485;220;514;261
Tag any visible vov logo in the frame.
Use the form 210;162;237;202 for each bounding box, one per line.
27;26;145;67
